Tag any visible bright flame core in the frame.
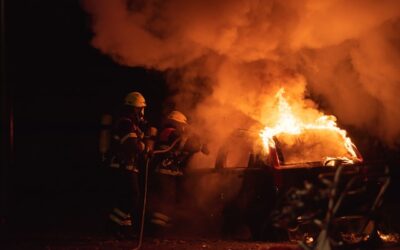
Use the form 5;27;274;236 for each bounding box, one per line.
260;88;359;164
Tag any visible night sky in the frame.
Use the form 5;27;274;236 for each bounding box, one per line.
3;0;168;232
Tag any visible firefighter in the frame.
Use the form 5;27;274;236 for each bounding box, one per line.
150;110;209;229
107;91;156;239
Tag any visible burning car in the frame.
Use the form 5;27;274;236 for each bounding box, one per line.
181;88;389;247
210;128;378;240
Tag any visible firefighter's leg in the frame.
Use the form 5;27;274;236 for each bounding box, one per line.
107;169;133;238
115;171;141;239
105;167;120;237
151;173;175;228
130;171;142;234
107;170;136;239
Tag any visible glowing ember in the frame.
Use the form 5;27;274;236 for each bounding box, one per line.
260;88;360;165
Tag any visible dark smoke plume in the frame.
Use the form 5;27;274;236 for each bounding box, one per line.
83;0;400;150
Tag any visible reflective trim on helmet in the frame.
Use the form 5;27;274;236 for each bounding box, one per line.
124;92;146;108
167;110;188;124
120;133;138;144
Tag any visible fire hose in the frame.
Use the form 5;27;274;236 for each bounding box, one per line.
133;138;181;250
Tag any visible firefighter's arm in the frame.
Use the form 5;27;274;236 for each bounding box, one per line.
117;119;145;154
120;132;145;154
183;134;210;155
144;126;158;155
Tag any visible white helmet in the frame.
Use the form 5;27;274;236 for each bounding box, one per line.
167;110;188;124
124;92;146;108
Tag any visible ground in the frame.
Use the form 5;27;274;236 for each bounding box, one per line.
3;232;400;250
2;234;300;250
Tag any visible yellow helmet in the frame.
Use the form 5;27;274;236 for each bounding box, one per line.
124;92;146;108
167;110;188;124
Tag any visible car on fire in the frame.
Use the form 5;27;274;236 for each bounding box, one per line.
181;128;389;247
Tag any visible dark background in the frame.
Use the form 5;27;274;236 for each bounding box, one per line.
1;0;168;235
1;0;399;239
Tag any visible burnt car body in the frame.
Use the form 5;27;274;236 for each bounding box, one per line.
180;129;389;245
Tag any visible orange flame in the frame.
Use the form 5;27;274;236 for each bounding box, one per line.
260;88;359;163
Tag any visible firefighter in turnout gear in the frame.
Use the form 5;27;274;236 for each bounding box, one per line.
107;91;156;239
150;110;209;228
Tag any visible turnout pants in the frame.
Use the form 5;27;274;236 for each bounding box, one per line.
109;167;141;232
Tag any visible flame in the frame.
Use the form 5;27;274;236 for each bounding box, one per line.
260;88;358;164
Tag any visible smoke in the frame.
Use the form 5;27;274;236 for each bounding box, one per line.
83;0;400;149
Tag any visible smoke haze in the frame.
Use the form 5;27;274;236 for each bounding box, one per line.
83;0;400;149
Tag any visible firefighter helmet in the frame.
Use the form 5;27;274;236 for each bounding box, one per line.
124;92;146;107
167;110;188;124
